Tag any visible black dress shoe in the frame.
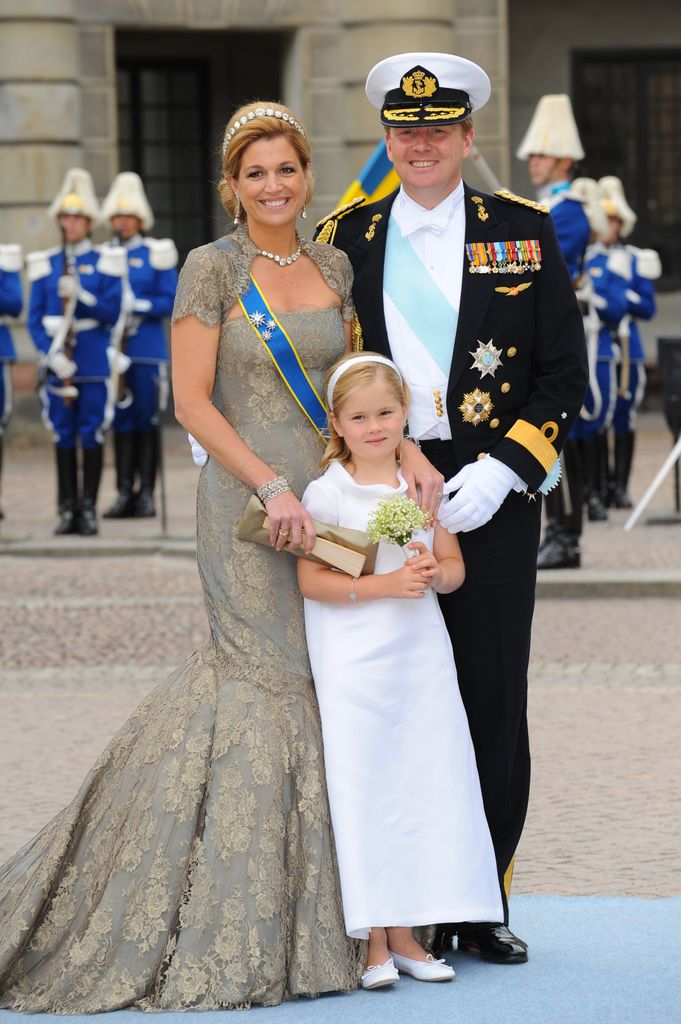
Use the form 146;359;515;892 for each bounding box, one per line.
432;924;456;958
456;923;528;964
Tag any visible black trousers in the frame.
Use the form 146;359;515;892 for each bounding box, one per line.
422;441;541;923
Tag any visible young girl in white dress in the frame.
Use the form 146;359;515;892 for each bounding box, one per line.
297;353;504;990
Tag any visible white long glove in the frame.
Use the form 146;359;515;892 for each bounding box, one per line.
57;274;77;300
48;351;78;380
188;433;209;467
106;347;131;374
438;456;521;533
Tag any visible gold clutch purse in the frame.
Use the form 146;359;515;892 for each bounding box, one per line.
236;495;377;577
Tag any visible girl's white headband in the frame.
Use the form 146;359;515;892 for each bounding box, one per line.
326;355;402;411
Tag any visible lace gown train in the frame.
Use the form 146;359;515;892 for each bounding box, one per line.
0;231;363;1011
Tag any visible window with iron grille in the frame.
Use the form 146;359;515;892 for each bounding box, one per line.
117;60;212;264
573;50;681;290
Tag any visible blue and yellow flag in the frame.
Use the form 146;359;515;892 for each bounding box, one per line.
339;140;400;206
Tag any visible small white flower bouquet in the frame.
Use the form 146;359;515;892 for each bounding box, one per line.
366;494;430;551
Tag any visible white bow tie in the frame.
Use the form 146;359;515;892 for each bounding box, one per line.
399;207;451;237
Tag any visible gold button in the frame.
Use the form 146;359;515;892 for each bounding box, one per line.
507;346;517;357
490;418;500;429
501;382;511;393
477;451;486;460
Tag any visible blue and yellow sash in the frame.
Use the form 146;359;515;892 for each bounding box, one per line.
239;276;328;439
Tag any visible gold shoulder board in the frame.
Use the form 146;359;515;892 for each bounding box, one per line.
315;195;366;230
494;189;549;214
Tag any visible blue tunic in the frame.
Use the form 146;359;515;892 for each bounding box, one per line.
0;248;22;362
119;236;178;364
546;183;590;281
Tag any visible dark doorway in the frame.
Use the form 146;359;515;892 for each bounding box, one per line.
116;31;284;263
573;50;681;291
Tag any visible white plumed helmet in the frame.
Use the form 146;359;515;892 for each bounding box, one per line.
100;172;154;232
48;168;100;223
516;94;585;161
599;176;637;238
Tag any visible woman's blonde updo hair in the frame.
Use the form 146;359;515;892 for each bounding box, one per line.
322;352;411;470
218;101;313;220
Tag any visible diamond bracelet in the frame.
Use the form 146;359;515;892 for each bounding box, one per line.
256;475;291;504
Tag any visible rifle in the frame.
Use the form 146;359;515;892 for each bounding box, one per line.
103;237;133;431
45;235;79;402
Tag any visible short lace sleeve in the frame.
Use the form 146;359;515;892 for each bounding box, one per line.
171;244;225;327
303;241;354;323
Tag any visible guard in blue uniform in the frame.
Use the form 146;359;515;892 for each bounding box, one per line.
0;243;23;519
517;94;592;566
317;52;588;963
571;235;629;519
27;169;124;535
100;173;178;518
598;176;660;508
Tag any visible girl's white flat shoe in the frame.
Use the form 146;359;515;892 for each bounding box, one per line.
361;955;400;989
389;950;455;982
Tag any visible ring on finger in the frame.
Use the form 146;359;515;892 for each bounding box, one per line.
278;529;290;537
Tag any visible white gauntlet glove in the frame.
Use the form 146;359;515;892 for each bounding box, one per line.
106;347;132;374
48;351;77;380
188;433;209;467
438;456;521;533
133;297;153;314
57;274;78;300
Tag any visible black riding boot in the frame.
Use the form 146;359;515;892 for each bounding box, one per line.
54;446;79;535
134;429;157;517
103;431;137;517
580;436;608;521
79;445;103;536
613;431;635;508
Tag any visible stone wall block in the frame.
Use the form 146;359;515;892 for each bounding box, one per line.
0;0;75;18
454;0;505;19
343;0;453;20
0;207;66;254
308;30;341;80
81;87;115;141
75;0;144;24
0;84;81;143
0;144;81;205
0;22;80;81
341;24;455;86
453;29;507;78
80;26;114;80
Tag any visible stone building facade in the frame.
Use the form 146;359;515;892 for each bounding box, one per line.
1;0;680;361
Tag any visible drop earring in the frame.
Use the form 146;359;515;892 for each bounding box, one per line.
234;195;241;225
301;204;307;219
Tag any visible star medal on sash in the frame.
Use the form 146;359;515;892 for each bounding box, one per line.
459;388;493;425
470;339;503;378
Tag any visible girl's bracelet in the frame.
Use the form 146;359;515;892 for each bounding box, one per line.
349;577;359;604
256;476;291;504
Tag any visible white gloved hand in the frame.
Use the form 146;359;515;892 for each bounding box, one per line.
438;456;519;533
133;297;153;314
188;433;209;467
106;346;132;374
57;274;78;300
48;351;78;380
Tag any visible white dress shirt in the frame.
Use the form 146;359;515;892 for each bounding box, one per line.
383;182;465;441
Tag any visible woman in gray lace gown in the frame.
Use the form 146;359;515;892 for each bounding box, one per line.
0;104;362;1011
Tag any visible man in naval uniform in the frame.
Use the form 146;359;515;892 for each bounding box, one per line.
0;242;23;519
315;52;588;963
100;172;178;519
516;94;591;566
27;169;124;536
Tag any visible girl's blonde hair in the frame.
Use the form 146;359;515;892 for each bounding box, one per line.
322;352;411;470
217;101;313;220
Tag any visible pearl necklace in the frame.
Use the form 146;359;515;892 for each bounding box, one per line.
259;245;302;267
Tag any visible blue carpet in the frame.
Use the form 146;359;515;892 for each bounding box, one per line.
2;897;679;1024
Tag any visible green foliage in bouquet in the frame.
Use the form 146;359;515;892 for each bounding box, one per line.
366;494;430;548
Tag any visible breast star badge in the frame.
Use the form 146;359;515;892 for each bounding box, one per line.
459;388;494;426
470;339;503;378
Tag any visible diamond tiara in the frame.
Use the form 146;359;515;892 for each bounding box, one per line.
222;108;306;157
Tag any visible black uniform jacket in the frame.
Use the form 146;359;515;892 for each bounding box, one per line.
316;185;588;492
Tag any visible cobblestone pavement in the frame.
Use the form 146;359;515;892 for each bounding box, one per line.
1;414;680;897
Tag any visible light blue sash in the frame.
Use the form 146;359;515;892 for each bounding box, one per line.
239;276;327;439
383;216;458;376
